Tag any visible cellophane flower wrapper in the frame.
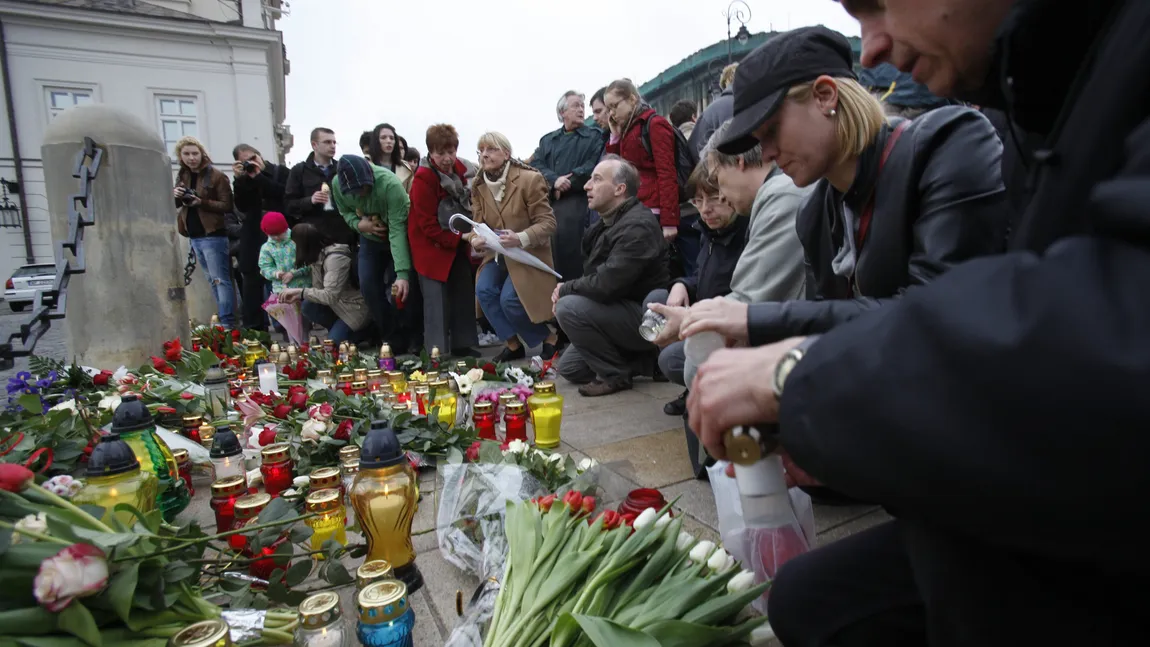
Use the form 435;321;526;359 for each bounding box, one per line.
262;294;305;345
708;459;815;614
221;608;266;642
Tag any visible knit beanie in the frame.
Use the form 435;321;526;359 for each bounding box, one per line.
260;211;289;236
338;155;375;194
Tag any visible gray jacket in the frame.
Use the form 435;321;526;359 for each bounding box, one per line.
726;170;812;304
688;86;734;156
302;244;371;332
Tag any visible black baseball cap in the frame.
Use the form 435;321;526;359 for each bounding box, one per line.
717;26;858;155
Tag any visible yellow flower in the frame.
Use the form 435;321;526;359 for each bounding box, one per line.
409;370;427;383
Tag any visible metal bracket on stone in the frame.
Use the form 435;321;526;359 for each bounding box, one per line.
167;287;186;301
0;137;101;370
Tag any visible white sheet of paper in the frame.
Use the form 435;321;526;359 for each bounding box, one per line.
449;214;562;279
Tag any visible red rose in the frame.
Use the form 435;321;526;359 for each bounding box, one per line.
0;463;34;492
482;362;497;374
465;441;481;462
258;427;278;446
271;403;292;419
288;384;306;396
92;370;112;386
230;388;241;398
231;329;241;341
289;391;308;411
333;419;352;441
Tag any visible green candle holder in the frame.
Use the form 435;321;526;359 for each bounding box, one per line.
111;394;190;521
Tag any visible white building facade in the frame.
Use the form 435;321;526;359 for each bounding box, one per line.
0;0;290;281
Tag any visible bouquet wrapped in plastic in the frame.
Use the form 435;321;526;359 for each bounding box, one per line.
262;294;305;345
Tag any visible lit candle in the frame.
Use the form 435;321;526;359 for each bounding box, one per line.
305;488;348;556
257;361;279;394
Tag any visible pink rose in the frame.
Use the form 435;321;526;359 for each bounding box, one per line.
307;402;334;422
33;543;109;611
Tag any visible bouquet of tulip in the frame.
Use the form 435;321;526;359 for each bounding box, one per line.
481;492;770;647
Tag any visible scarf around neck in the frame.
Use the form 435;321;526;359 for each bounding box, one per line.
482;161;511;204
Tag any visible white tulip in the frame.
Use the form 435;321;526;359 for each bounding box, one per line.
689;540;716;563
293;475;310;489
749;624;776;645
13;512;48;543
281;488;298;498
633;507;659;531
676;531;696;552
97;394;122;411
727;570;757;594
547;452;564;464
505;439;529;455
50;399;77;413
655;512;672;530
577;457;598;471
707;548;736;573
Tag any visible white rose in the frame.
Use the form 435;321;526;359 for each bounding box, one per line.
707;547;736;573
97;394;122;411
50;399;77;413
632;507;659;531
577;457;598;471
727;570;757;594
13;512;48;543
466;368;485;383
300;418;328;443
547;452;564;464
504;439;529;455
689;540;716;563
292;476;310;489
33;544;109;612
676;531;695;552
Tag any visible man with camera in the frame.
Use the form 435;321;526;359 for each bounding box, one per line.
232;144;289;331
284;128;356;246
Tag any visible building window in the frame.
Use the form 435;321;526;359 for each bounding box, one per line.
45;88;93;120
156;96;200;157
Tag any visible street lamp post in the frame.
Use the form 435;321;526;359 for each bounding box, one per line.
724;0;753;64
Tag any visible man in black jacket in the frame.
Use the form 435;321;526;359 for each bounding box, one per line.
232;144;289;331
687;0;1150;645
284;127;356;246
554;155;669;397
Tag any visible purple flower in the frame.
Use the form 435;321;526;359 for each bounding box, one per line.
36;371;58;390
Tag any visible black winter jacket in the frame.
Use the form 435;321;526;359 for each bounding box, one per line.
747;106;1010;345
688;85;734;156
284;153;356;245
559;197;669;304
674;215;748;303
233;162;289;273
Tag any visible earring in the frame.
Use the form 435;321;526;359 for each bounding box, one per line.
828;109;837;117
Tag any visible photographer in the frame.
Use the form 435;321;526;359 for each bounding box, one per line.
232;143;289;331
173;136;235;328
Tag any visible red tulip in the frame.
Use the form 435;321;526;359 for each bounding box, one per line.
562;490;583;512
289;391;308;411
333;419;352;441
621;512;637;527
0;463;34;492
581;496;596;515
596;509;622;530
271;404;292;419
231;329;241;341
150;357;176;376
180;392;194;400
465;441;481;462
258;427;278;446
91;370;112;387
537;494;556;512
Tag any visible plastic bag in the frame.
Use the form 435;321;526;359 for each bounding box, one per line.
708;458;814;613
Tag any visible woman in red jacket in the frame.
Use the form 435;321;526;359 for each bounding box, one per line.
604;78;681;242
408;124;479;356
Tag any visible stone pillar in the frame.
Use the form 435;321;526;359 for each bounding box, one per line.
41;104;193;368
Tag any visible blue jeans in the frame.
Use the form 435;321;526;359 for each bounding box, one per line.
358;235;397;346
301;300;369;344
476;260;550;349
191;236;236;328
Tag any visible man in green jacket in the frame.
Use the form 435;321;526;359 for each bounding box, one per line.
332;155;416;350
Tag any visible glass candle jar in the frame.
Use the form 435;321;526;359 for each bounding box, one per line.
385;372;407;402
182;415;204;445
294;591;352;647
198;424;216;450
310;465;343;498
427;380;456;426
528;381;564;449
316;369;334;387
472;401;497;440
242;377;260;395
618;488;670;518
352;380;368;396
270;342;282;356
204;365;231;419
74;434;159;527
367;370;384;392
339;444;360;464
209;475;248;532
173;448;194;496
638;308;668;342
210;426;247;483
454;360;469;374
497;393;517;432
243;340;267;368
351;419;422;593
356;559;394;591
354;368;368;383
389;404;410;420
230;493;269;548
287;344;299;363
323;339;336;358
306;488;348;554
111;394;189;521
378;344;396;371
170;618;233;647
356;580;415;647
233;493;288;581
424;371;440;383
260;443;294;497
504;401;529;443
411;386;430;415
341;458;359;527
337;371;354;390
191;336;202;352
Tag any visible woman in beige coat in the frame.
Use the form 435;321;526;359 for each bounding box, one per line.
470;131;560;361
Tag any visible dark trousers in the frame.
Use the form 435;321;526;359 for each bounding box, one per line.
551;192;589;282
239;271;268;330
417;243;477;353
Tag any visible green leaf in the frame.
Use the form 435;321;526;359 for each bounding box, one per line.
56;601;101;647
161;561;194;583
71;528;140;549
564;614;661;647
289;524;313;544
257;497;294;524
321;559;354;586
272;539;294;566
0;607;56;634
108;561;139;624
16;395;41;413
113;504;159;534
0;528;11;556
285;560;311;587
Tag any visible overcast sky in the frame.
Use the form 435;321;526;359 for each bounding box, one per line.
280;0;859;165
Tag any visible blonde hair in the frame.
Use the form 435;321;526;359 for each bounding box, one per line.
719;63;738;91
606;78;640;102
787;77;886;164
174;135;207;158
477;131;513;155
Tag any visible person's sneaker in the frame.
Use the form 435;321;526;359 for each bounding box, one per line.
451;347;481;358
578;379;632;397
477;331;502;347
540;342;559;361
664;390;687;416
492;345;526;363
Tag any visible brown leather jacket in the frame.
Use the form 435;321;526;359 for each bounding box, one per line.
175;157;233;237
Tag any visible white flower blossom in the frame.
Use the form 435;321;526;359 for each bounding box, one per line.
689;540;716;563
727;570;757;594
676;531;696;552
577;457;598;471
50;399;77;413
707;547;736;573
465;368;485;383
43;475;82;498
96;394;122;411
292;476;310;489
633;507;659;531
281;488;298;498
300;418;328;443
548;452;564;464
749;624;776;645
503;439;529;456
654;512;673;530
518;375;534;387
13;512;48;543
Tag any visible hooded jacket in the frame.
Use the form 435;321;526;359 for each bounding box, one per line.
174;138;233;238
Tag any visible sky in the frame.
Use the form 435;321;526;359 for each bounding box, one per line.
279;0;860;166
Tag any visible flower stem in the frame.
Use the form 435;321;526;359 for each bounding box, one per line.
26;482;115;533
0;519;71;545
110;512;318;562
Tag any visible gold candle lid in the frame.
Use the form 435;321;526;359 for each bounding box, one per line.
337;372;354;383
356;559;394;590
428;379;449;390
413;385;430;395
455;360;469;371
499;393;518;405
473;401;494;414
379;343;392;357
168;618;232;647
385;371;405;383
260;442;290;464
367;369;383;379
377;382;396;394
506;401;526;415
269;342;281;354
305;487;342;513
354;368;368;379
309;466;341;490
390;403;410;413
357;580;409;625
191;335;202;343
198;424;216;449
316;369;333;378
424;371;440;382
352;380;368;391
341;458;360;475
244;339;262;349
182;414;204;429
210;475;246;498
297;590;341;629
322;338;334;347
534;381;557;395
339;445;360;461
233;492;271;520
172;448;189;465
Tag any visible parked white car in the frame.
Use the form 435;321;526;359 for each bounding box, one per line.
4;264;57;312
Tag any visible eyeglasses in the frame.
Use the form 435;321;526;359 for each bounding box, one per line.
690;193;727;209
477;148;505;157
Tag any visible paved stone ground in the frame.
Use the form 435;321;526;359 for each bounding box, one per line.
8;315;889;644
0;301;69;382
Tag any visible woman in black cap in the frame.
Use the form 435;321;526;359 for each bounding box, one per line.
676;25;1011;357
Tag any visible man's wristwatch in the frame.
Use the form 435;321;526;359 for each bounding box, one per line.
772;337;819;398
